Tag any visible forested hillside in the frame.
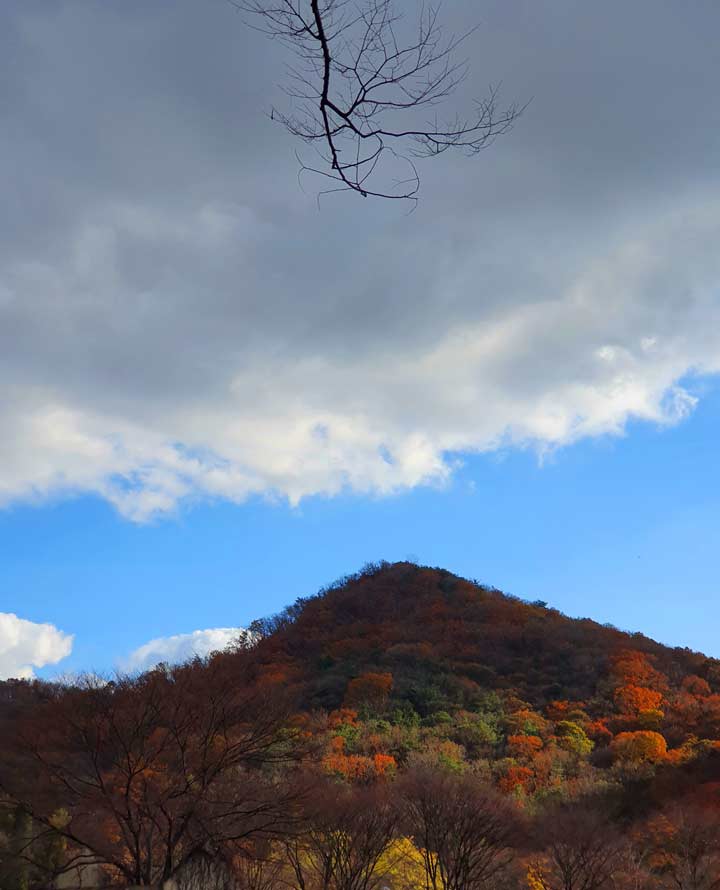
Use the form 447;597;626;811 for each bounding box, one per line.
4;561;720;889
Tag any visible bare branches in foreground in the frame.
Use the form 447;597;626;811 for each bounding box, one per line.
233;0;522;202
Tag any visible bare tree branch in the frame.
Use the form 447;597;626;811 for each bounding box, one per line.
229;0;524;201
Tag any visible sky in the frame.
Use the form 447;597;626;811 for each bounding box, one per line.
1;0;719;679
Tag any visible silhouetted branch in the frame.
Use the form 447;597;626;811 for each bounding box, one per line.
230;0;523;201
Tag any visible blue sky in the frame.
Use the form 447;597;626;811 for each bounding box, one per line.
2;1;720;678
3;374;719;677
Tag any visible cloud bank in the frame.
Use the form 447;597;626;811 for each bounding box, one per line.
120;627;244;673
1;1;719;520
0;613;74;679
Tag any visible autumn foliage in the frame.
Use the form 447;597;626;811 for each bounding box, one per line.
611;730;668;763
345;672;394;709
3;561;720;889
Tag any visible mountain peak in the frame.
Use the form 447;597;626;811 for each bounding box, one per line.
247;561;716;717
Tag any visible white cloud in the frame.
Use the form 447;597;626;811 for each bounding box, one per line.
0;613;74;680
120;627;243;673
2;2;720;521
0;193;719;522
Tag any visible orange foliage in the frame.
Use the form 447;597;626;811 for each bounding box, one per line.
328;708;359;728
497;765;534;794
610;730;668;763
585;719;613;745
614;684;663;715
663;746;694;765
507;734;543;760
545;700;571;720
322;752;374;781
322;750;396;781
372;753;397;776
610;650;668;691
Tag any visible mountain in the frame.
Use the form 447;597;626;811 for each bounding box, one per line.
229;560;720;804
247;561;716;721
6;561;720;890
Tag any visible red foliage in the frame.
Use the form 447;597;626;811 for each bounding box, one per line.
328;708;359;728
585;719;613;746
545;700;572;720
497;765;534;794
344;672;393;709
507;734;543;760
244;564;710;722
682;675;711;697
610;650;668;691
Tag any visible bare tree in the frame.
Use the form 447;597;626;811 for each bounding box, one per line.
283;783;399;890
233;840;288;890
399;768;522;890
641;805;720;890
232;0;522;201
528;803;624;890
0;658;307;888
611;839;655;890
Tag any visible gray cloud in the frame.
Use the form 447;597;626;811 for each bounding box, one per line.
1;0;719;519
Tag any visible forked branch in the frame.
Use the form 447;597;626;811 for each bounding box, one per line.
231;0;523;201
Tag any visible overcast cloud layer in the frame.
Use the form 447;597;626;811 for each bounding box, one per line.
1;0;719;521
0;612;73;679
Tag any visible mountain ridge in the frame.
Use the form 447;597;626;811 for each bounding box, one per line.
243;560;717;722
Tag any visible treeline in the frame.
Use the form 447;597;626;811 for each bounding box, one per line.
3;664;720;890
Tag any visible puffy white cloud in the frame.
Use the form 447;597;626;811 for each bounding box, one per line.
0;613;74;680
120;627;244;673
1;1;720;521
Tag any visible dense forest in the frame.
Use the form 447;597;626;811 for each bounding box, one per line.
4;561;720;889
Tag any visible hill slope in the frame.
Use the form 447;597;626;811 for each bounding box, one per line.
6;561;720;890
248;561;716;719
